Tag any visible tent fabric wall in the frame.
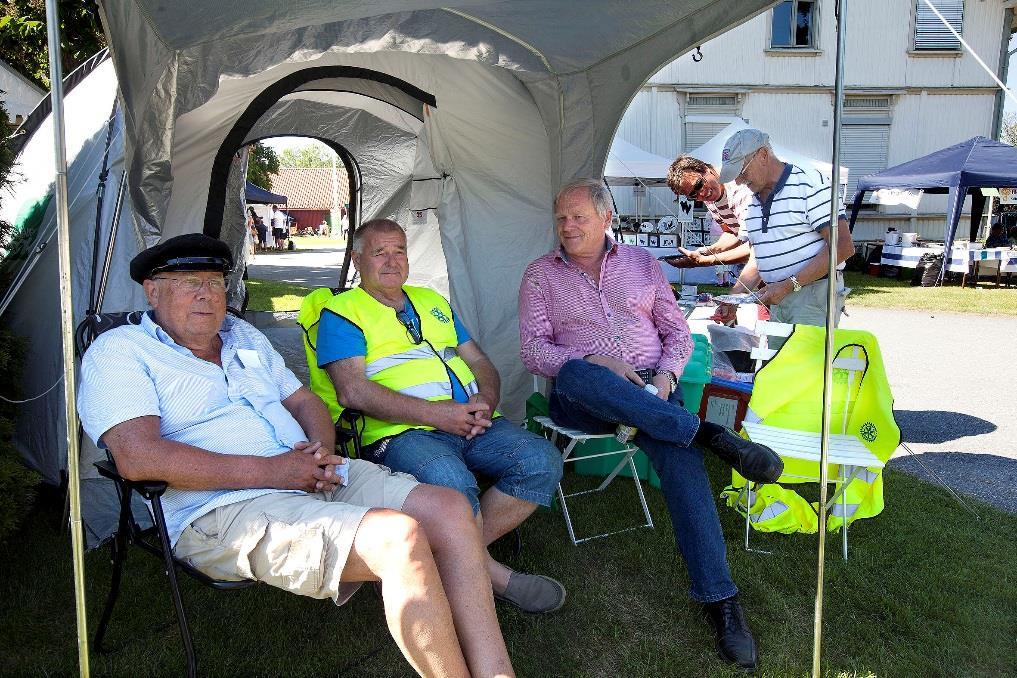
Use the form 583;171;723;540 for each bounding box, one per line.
4;2;784;525
95;1;775;423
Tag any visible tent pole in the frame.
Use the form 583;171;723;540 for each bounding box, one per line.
44;1;90;675
813;0;848;676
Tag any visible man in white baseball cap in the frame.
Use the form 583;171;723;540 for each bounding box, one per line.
717;128;854;328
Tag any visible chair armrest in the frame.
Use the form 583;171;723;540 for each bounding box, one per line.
335;409;366;458
94;459;169;496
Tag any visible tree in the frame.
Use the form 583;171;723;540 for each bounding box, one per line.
0;1;107;89
279;144;333;168
1001;112;1017;148
246;143;280;190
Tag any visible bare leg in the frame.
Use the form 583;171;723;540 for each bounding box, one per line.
479;488;537;594
341;508;470;678
402;486;515;678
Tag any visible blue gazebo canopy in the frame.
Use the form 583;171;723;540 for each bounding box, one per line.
244;181;287;205
848;137;1017;273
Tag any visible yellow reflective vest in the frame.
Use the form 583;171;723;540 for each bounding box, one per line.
303;285;484;446
722;325;900;533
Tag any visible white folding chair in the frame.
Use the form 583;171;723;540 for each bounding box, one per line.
529;378;654;544
736;321;885;560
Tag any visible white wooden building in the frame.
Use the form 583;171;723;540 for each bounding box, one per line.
611;0;1016;243
0;59;44;126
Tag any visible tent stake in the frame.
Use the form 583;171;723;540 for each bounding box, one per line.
44;1;90;675
813;0;848;676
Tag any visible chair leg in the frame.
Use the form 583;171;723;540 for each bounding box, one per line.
149;496;199;678
93;486;135;652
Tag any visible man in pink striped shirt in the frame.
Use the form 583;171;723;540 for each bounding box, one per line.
518;179;782;672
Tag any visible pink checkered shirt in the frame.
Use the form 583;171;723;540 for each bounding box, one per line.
519;239;694;379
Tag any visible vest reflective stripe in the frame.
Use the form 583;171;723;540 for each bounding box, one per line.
322;285;494;445
366;347;439;376
366;346;466;376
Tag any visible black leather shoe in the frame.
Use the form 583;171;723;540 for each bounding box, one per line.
708;429;783;484
703;596;758;672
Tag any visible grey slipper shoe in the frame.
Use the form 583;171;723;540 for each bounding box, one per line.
494;571;567;614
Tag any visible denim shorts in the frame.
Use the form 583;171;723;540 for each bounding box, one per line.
370;418;563;514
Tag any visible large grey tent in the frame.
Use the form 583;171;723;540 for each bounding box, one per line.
2;1;778;542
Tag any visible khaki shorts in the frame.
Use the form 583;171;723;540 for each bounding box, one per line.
174;459;419;605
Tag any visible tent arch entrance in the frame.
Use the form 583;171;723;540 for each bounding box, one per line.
202;65;437;238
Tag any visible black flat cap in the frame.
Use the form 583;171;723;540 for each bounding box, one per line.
130;233;233;284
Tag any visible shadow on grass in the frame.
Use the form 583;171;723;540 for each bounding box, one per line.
894;409;996;444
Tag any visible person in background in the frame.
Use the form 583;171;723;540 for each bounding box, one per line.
984;223;1009;248
249;207;268;252
271;205;288;250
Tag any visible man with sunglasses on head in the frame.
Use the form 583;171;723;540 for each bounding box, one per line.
77;233;518;677
717;128;854;327
315;219;565;615
663;155;753;270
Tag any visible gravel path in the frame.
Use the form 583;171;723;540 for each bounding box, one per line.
841;307;1017;514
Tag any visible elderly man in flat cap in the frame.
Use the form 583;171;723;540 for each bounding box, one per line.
77;233;516;678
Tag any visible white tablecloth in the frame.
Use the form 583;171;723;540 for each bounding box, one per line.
879;245;1016;274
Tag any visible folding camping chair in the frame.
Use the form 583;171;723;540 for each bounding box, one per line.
734;321;885;560
76;311;256;678
530;378;654;545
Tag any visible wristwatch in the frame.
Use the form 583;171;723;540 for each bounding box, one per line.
788;275;803;293
661;370;678;391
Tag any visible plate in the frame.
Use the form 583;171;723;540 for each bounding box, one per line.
639;220;656;233
712;293;758;305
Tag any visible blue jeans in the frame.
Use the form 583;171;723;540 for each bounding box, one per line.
549;359;738;603
373;418;563;515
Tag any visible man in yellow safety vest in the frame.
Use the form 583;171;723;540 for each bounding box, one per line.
312;218;566;615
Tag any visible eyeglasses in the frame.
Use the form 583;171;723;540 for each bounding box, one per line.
395;307;422;344
152;276;227;294
736;150;761;182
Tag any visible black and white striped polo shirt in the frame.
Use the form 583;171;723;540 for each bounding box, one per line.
740;164;844;283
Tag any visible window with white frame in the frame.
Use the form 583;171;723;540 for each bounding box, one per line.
914;0;963;51
840;97;892;204
770;1;818;49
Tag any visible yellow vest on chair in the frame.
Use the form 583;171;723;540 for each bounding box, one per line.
723;325;900;533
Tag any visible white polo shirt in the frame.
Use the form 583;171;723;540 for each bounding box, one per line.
740;163;845;284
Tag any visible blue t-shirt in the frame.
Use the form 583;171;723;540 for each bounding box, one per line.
317;293;473;402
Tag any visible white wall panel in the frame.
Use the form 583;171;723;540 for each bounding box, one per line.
646;0;1004;89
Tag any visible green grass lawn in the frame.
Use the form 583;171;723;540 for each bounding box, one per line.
2;462;1013;677
842;271;1017;316
245;279;314;312
694;272;1017;316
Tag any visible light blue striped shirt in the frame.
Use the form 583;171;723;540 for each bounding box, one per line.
77;312;305;545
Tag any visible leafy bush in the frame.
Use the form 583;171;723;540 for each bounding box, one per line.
0;329;36;543
0;100;38;542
